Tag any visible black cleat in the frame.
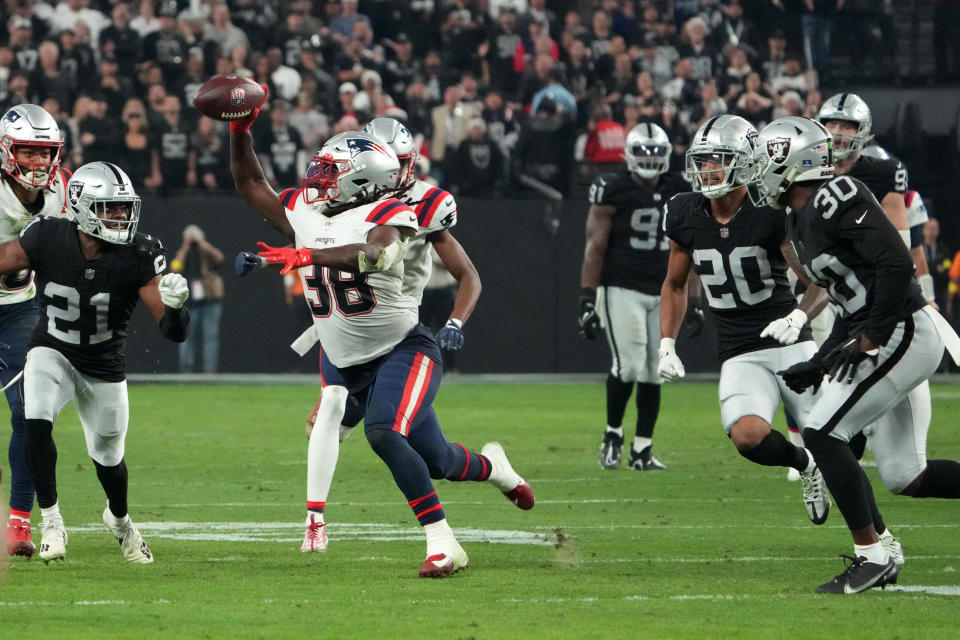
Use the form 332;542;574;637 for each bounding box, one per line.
599;432;623;470
627;446;667;471
816;555;898;594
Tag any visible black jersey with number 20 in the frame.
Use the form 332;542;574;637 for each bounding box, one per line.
19;216;167;382
664;192;810;363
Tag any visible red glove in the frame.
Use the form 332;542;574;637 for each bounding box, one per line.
256;241;312;274
229;83;269;134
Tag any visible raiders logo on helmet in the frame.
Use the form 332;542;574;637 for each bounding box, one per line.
68;181;84;204
766;138;791;164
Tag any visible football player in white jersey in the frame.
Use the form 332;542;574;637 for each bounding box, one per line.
228;108;532;577
257;117;482;553
0;104;71;558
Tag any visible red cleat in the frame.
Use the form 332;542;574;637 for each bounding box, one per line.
418;549;469;578
504;482;535;510
481;442;535;510
7;518;36;558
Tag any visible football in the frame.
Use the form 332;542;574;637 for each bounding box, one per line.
192;76;266;122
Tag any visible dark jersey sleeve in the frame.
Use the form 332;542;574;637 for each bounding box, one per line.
132;232;169;288
831;188;915;345
17;215;48;262
663;193;697;249
853;156;908;201
587;173;619;206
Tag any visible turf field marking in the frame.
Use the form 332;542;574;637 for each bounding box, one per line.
887;585;960;596
69;521;554;546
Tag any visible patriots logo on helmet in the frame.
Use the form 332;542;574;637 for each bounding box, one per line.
346;137;391;158
2;110;21;123
766;138;791;164
68;181;84;204
231;87;246;105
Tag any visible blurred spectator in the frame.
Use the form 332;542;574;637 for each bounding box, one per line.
130;0;161;38
0;47;11;105
589;10;614;62
99;3;140;79
513;22;558;77
329;0;371;41
627;71;663;120
802;0;842;82
334;81;358;122
266;47;301;102
451;118;502;196
710;0;756;56
205;4;250;58
352;69;393;119
255;100;304;189
142;3;187;82
58;28;96;88
481;90;520;158
661;58;699;111
8;15;38;72
87;56;129;120
231;0;279;53
718;46;752;103
144;82;167;126
191;118;230;191
563;38;596;125
118;98;154;190
429;83;474;182
600;51;635;120
516;97;575;194
32;40;74;110
483;6;522;95
78;93;121;163
677;15;719;83
459;73;483;114
41;96;74;171
288;92;330;152
440;0;486;74
149;94;192;194
582;103;625;166
636;36;680;91
760;28;787;84
733;72;774;129
519;53;556;106
50;0;109;45
384;33;419;108
531;68;576;117
526;0;560;37
770;55;816;97
774;89;805;119
171;225;225;374
687;82;727;134
924;218;951;309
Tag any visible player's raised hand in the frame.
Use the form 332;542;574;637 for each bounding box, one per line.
158;273;189;309
256;241;312;274
229;82;269;134
761;308;808;345
235;251;266;277
578;288;601;339
657;338;686;382
436;319;464;351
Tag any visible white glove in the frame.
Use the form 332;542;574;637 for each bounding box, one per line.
918;273;935;303
760;308;807;345
158;273;189;309
657;338;686;382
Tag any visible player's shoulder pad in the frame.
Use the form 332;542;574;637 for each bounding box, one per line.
279;187;304;211
412;186;456;230
364;197;418;228
18;213;47;238
587;172;625;205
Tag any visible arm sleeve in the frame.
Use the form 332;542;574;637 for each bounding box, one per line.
834;200;916;345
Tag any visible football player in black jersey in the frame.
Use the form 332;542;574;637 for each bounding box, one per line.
579;123;684;471
658;114;831;525
0;162;190;564
754;116;960;594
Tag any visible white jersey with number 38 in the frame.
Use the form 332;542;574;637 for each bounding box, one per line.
283;189;420;368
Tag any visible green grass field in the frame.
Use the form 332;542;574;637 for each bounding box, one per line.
2;382;959;639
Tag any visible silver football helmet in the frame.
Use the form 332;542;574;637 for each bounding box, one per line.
302;131;400;209
624;122;671;179
68;162;141;244
817;93;872;161
752;116;834;209
685;115;758;199
362;117;418;189
0;104;63;191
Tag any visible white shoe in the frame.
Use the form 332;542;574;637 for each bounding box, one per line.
418;540;469;578
800;466;831;525
880;533;905;567
786;467;801;482
300;513;327;552
103;508;153;564
38;518;67;563
481;442;535;510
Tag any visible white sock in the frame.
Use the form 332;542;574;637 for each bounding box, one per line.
787;429;804;447
40;503;62;523
307;388;348;508
632;437;652;454
605;426;624;438
854;541;889;565
802;448;817;473
104;508;131;529
423;519;458;557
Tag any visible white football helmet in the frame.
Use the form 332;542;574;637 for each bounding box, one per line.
817;93;872;161
624;122;671;179
362;117;418;190
752;116;834;209
685;114;758;199
0;104;64;191
302;132;400;209
68;162;141;244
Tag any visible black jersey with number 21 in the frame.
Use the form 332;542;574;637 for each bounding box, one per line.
19;216;167;382
664;192;810;363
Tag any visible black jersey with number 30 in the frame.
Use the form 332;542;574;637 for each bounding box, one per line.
588;171;685;295
787;175;925;346
19;216;167;381
664;192;810;362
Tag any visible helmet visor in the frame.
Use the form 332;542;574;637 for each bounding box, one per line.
628;142;670;171
91;198;140;244
303;156;351;203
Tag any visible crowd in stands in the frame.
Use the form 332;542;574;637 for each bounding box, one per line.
0;0;887;197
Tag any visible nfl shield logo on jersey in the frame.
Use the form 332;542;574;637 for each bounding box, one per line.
230;87;246;105
720;226;729;238
766;138;791;164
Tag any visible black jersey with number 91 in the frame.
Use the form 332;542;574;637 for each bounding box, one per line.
19;216;167;382
664;192;809;362
588;171;685;295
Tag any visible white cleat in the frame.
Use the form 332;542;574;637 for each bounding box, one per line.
481;442;535;510
786;467;801;482
800;466;831;525
38;519;67;563
300;513;328;552
881;533;905;567
103;508;153;564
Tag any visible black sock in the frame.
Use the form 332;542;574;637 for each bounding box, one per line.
804;428;875;531
94;459;129;519
606;374;633;429
849;432;868;460
739;430;808;469
24;418;58;509
634;383;660;439
912;460;960;498
860;466;886;533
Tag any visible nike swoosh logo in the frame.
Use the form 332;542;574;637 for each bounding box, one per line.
444;198;453;207
855;210;868;224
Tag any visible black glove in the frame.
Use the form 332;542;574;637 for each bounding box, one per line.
823;336;879;383
578;288;601;339
778;359;826;394
682;299;705;338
